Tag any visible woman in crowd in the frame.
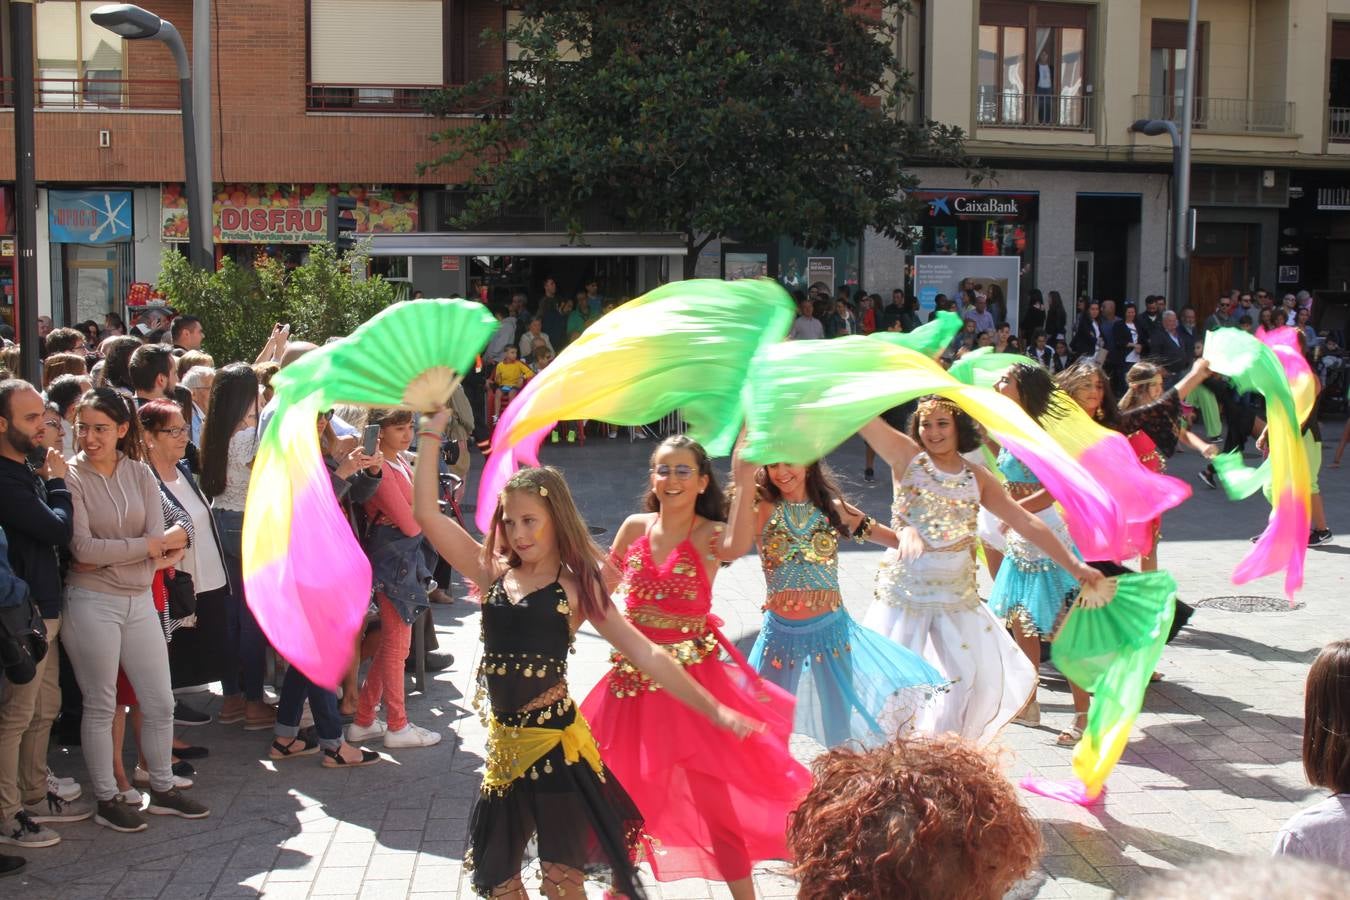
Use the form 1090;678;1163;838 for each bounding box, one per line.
410;410;759;899
1273;638;1349;868
62;388;207;832
725;452;946;749
271;410;384;767
199;363;273;730
42;353;87;390
861;398;1102;744
581;436;810;899
97;337;140;396
346;409;440;749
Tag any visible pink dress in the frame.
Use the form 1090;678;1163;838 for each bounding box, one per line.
580;533;811;883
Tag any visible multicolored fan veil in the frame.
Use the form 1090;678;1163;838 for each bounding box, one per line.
738;336;1136;561
949;349;1191;559
243;299;497;688
475;279;795;531
1202;328;1311;598
1022;569;1178;805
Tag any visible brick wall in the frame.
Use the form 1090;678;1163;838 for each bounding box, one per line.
0;0;500;185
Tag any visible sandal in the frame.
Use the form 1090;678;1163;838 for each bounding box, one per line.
1149;671;1165;683
1056;714;1087;746
270;734;320;760
322;746;380;768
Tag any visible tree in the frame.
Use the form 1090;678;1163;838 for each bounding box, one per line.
421;0;973;277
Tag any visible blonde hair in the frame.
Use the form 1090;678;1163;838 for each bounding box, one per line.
482;466;610;621
1120;362;1164;411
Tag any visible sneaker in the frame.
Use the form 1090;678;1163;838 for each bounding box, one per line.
607;429;618;439
347;720;387;743
22;792;94;824
0;852;25;877
1310;528;1333;546
132;766;193;790
1198;465;1218;489
863;467;875;483
0;811;59;848
45;769;81;802
114;789;143;807
566;430;576;443
550;431;559;444
94;800;147;833
632;429;647;440
173;701;211;727
146;789;209;820
384;722;442;749
172;760;196;779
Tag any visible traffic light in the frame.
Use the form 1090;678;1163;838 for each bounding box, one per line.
327;195;358;252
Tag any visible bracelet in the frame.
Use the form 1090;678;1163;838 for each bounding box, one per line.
851;515;875;543
416;431;443;442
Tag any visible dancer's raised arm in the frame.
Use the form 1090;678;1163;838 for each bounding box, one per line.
412;410;495;590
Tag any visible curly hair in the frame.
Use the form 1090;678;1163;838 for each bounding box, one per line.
905;396;985;454
787;735;1041;900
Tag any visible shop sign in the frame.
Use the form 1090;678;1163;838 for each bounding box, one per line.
49;190;133;244
161;183;419;244
441;256;460;271
919;190;1035;220
0;239;13;257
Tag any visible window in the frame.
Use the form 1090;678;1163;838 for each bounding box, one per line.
308;0;445;110
978;2;1089;128
504;8;582;83
35;1;125;108
1149;19;1206;120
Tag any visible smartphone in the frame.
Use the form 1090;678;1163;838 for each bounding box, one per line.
361;424;380;456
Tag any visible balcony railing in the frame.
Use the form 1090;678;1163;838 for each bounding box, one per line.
306;83;444;113
1330;107;1350;143
975;88;1094;131
1133;95;1294;135
0;77;180;110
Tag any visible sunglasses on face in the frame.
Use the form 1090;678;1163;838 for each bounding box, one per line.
652;464;696;480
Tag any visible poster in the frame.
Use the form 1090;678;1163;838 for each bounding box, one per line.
724;252;769;281
161;183;418;244
913;255;1022;335
49;190;133;244
806;257;836;293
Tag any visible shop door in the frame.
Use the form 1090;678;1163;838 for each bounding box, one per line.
1189;257;1231;321
67;259;120;324
1074;252;1094;300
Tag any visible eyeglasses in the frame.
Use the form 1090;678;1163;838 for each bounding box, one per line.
74;423;117;436
156;426;189;438
652;464;696;480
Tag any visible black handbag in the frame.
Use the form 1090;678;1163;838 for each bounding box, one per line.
0;593;48;685
165;568;197;619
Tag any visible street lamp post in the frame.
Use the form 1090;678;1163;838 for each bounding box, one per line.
9;0;40;385
91;4;214;271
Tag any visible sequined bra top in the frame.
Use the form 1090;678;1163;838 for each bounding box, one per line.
479;574;573;716
996;448;1042;497
892;453;980;551
616;534;712;640
760;501;841;596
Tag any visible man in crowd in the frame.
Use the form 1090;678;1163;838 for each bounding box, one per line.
880;289;907;332
0;379;91;851
483;305;517;368
35;318;52;359
43;329;86;358
128;345;178;406
963;291;995;334
1205;295;1235;332
1140;294;1164;348
1154;310;1190;381
171;316;204;354
789;296;825;340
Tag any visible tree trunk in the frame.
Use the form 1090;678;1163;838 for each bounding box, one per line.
683;232;716;280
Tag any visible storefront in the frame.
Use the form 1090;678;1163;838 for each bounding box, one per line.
160;182;421;285
712;237;862;298
0;187;14;331
46;188;136;327
912;189;1037;273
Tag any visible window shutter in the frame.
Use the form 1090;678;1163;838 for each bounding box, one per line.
310;0;444;85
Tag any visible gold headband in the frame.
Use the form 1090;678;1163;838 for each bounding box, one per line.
916;397;961;418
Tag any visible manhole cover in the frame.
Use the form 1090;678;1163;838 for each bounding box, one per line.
1192;595;1304;613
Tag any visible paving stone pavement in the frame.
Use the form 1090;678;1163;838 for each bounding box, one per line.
10;429;1349;899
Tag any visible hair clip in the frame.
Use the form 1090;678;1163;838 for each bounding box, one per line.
538;486;549;497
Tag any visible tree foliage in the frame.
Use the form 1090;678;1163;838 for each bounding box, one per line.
421;0;973;276
156;241;397;365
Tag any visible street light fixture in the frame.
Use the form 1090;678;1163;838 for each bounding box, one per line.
91;4;214;271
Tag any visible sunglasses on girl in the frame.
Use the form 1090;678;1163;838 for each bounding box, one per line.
652;464;696;480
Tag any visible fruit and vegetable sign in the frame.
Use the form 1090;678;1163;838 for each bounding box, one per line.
160;183;418;244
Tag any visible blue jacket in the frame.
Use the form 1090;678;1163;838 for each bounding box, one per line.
366;525;433;624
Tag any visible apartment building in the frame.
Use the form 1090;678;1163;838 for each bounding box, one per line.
0;0;686;331
872;0;1350;327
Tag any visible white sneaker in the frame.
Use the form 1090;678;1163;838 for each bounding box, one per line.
347;720;387;743
0;811;60;848
384;722;442;749
132;766;193;790
46;768;82;802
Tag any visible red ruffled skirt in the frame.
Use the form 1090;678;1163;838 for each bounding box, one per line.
580;645;811;883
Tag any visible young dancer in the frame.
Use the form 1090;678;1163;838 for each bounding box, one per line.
985;363;1087;737
722;448;947;749
580;436;811;899
411;411;759;899
860;397;1103;745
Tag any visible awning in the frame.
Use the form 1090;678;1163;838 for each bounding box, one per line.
367;232;688;257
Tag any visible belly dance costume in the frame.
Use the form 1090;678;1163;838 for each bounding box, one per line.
467;572;647;898
986;449;1081;637
746;500;946;749
865;452;1037;745
580;533;810;883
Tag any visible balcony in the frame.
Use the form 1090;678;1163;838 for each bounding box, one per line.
306;83;444;113
1330;108;1350;143
0;77;180;111
975;88;1094;131
1132;95;1294;135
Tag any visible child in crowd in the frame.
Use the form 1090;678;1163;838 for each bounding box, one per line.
488;345;533;423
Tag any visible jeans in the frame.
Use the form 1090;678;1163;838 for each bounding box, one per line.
274;667;342;752
212;507;266;701
0;617;62;816
356;596;413;732
61;587;175;800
